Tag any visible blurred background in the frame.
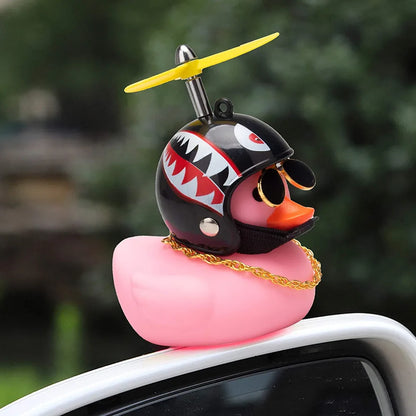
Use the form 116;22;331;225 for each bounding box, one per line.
1;0;415;407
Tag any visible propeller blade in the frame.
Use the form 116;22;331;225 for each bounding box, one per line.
124;32;279;93
198;32;279;70
124;66;183;93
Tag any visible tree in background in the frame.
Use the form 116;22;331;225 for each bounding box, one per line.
0;0;178;133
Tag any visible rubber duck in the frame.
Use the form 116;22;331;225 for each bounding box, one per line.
113;33;322;347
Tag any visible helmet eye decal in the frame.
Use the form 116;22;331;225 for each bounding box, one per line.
234;123;271;152
163;129;244;215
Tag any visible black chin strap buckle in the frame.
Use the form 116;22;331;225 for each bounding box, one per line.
235;218;318;254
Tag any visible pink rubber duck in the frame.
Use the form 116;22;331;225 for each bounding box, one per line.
113;35;322;347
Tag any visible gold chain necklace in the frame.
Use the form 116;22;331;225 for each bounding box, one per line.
162;235;322;290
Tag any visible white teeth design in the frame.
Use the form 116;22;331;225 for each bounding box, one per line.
193;144;212;163
185;175;198;196
204;153;229;177
185;137;196;154
183;136;212;163
223;168;239;187
175;135;185;146
172;131;240;186
164;157;185;189
194;193;223;215
162;149;224;215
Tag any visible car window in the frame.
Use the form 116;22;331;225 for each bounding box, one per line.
98;358;394;416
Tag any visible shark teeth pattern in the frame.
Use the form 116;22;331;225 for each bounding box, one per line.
163;143;225;215
162;130;243;215
173;131;241;187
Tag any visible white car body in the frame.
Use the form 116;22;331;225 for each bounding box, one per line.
1;313;416;416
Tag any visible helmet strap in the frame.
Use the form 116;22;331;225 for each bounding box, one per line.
235;218;317;254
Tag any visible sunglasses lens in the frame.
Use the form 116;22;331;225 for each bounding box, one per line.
283;159;316;190
259;169;285;206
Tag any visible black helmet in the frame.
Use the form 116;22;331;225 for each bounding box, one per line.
156;99;317;255
125;38;317;254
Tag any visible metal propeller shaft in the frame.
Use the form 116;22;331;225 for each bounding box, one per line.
175;44;213;121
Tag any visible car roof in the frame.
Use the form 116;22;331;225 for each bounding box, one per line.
2;313;416;416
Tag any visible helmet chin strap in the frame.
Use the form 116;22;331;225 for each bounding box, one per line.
235;218;318;254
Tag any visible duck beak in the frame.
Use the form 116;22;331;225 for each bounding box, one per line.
267;197;314;231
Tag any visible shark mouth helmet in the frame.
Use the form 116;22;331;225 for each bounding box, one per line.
156;99;317;255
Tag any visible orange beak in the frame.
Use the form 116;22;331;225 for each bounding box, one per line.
267;197;314;231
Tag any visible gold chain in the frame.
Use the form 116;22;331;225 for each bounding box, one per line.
162;235;322;290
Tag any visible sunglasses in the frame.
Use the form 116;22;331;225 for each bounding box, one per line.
257;159;316;207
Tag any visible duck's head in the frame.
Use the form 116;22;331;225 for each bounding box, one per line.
156;98;317;255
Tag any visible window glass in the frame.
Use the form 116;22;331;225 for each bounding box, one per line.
109;358;394;416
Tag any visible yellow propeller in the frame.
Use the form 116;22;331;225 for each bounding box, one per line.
125;32;279;93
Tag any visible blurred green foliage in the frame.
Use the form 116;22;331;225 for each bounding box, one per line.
0;303;82;405
0;366;44;407
1;0;416;406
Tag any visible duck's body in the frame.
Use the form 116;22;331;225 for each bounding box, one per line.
113;235;315;347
